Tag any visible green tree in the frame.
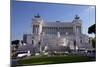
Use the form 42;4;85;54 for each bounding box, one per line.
88;24;96;34
92;37;96;48
11;40;20;49
88;24;96;48
11;40;20;58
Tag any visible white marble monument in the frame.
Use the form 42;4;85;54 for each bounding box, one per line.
23;14;93;53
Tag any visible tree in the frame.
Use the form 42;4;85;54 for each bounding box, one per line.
88;24;96;34
11;40;20;58
88;24;96;48
11;40;20;49
92;37;96;48
21;40;24;44
11;40;20;45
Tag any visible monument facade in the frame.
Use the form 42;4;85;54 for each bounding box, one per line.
23;14;93;53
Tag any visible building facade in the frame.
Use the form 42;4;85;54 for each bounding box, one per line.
23;14;93;53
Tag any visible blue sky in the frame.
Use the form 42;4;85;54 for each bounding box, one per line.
11;1;95;40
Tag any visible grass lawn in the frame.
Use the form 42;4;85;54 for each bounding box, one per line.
17;55;95;66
